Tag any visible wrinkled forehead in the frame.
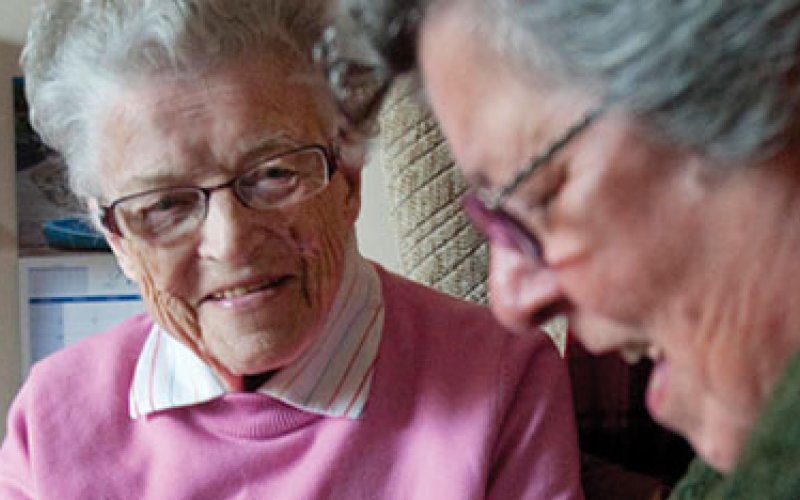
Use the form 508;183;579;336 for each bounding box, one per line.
88;55;337;199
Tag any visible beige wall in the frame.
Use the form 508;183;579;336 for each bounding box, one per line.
0;41;21;439
356;160;401;272
0;1;33;46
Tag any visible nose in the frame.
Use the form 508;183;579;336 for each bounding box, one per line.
488;243;565;335
197;189;264;264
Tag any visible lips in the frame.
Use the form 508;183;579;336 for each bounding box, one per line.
204;275;293;303
646;352;669;416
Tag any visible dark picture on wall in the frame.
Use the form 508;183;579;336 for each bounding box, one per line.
13;76;107;252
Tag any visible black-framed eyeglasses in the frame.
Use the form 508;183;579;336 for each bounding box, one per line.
462;108;603;261
98;144;337;245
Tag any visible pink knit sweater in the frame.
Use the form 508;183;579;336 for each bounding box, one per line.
0;269;583;499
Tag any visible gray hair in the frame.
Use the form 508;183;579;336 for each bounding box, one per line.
22;0;334;199
335;0;800;162
470;0;800;162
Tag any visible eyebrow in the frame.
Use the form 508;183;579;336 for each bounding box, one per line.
235;132;303;161
236;133;306;166
112;133;308;196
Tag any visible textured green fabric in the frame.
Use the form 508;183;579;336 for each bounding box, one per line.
670;349;800;499
669;459;723;499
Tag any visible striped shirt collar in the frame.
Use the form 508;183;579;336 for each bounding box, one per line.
129;249;384;420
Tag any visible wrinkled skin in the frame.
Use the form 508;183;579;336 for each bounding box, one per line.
93;55;361;391
419;3;800;472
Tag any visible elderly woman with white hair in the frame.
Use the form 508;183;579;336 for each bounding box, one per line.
0;1;585;498
325;0;800;498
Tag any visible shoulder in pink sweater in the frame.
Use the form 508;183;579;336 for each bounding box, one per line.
0;269;583;499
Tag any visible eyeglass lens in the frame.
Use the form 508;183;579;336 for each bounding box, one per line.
110;147;330;244
462;191;543;260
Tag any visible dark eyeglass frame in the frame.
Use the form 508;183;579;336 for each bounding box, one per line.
462;108;604;261
98;144;338;239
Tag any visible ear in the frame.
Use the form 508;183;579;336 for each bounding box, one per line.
340;164;362;226
105;233;138;281
87;198;138;281
335;142;364;225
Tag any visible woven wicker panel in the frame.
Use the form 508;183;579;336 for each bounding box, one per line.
378;78;489;305
375;78;566;350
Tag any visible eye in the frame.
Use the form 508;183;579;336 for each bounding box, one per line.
235;148;329;208
537;162;568;208
245;164;301;189
262;165;300;182
517;160;568;213
140;191;197;214
117;189;200;236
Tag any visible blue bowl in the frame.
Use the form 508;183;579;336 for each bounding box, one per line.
42;216;111;251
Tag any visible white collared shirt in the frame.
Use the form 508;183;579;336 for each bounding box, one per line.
129;250;384;420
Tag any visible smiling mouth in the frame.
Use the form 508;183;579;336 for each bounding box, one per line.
560;305;664;366
208;275;292;301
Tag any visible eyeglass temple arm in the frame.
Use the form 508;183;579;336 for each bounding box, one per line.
486;106;605;210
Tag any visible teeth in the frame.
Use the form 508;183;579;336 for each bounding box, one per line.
620;347;645;365
212;280;275;300
619;343;665;365
619;341;653;365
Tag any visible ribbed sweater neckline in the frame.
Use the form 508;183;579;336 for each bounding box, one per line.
185;393;323;439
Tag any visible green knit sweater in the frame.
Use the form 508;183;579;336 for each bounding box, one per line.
670;350;800;499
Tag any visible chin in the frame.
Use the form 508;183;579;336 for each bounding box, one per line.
224;341;308;375
686;422;748;474
694;441;737;474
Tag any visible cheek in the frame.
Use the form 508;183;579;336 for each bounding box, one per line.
126;244;194;300
559;160;703;323
288;184;355;308
664;254;787;420
559;234;690;327
119;240;201;346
